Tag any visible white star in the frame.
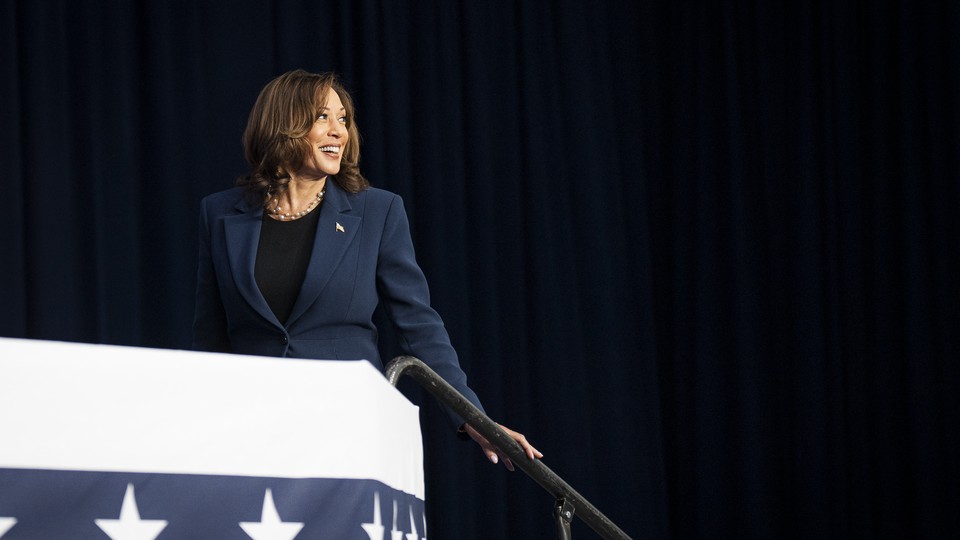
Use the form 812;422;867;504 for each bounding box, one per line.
405;506;420;540
94;483;168;540
239;488;304;540
389;499;403;540
360;491;384;540
0;517;17;538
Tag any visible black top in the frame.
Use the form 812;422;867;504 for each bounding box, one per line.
254;207;322;324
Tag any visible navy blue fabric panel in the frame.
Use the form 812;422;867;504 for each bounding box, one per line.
0;469;422;539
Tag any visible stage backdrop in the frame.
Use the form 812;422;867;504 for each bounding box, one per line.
2;1;958;538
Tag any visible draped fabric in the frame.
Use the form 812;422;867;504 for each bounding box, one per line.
3;1;958;538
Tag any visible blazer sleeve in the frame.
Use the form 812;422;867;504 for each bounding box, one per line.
375;194;486;427
192;197;231;352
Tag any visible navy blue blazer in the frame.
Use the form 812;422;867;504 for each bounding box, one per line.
193;181;484;417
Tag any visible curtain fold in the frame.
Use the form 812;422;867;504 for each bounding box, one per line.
3;1;957;537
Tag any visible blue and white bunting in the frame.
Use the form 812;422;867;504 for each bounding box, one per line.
0;338;425;539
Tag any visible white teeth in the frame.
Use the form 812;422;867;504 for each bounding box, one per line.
319;145;340;153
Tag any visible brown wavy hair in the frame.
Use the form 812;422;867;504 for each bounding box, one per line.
237;70;368;201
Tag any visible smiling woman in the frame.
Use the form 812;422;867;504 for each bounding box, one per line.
192;69;541;470
238;70;367;203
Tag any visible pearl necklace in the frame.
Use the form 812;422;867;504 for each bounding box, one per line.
266;189;325;221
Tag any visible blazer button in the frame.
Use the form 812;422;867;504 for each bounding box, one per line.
281;335;289;344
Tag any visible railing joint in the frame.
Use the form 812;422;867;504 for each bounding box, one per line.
555;497;575;540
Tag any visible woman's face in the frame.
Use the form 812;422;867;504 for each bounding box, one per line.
298;87;348;180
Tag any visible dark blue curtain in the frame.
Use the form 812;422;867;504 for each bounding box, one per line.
3;1;958;538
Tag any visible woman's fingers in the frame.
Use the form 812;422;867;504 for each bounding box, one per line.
465;423;541;471
498;424;543;460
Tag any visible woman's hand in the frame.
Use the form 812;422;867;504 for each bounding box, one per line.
464;423;543;471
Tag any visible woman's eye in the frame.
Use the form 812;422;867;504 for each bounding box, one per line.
317;114;328;121
338;116;348;124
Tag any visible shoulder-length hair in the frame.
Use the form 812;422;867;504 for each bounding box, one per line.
237;69;368;200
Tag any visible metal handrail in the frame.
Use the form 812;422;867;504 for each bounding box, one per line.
385;356;633;540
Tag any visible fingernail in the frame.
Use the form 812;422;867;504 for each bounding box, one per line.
490;455;498;464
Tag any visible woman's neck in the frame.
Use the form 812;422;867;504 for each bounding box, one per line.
279;176;327;210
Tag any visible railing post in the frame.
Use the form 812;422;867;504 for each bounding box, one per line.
555;497;575;540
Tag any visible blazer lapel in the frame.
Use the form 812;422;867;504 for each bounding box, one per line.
285;181;361;327
223;196;284;329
